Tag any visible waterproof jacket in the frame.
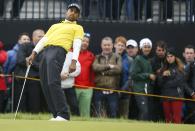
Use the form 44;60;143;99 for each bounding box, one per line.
14;43;42;77
131;55;153;91
3;44;19;74
61;52;81;88
158;63;194;99
75;50;95;88
185;61;195;92
0;49;7;90
92;52;122;89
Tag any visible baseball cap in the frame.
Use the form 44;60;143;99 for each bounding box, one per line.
126;39;138;48
67;3;81;13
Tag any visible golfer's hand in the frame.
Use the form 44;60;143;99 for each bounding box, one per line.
26;51;37;66
61;73;69;80
192;94;195;99
69;59;77;73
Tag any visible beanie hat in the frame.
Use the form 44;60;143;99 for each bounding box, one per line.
139;38;152;49
166;47;177;57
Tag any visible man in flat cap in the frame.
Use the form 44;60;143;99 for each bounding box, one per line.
27;3;84;121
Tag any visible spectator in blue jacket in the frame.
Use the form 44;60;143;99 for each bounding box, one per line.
4;32;30;74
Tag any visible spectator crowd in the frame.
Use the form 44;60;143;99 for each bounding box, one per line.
0;29;195;124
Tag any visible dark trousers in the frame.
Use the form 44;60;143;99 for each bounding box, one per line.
163;0;173;19
63;88;79;116
184;101;195;124
118;96;131;119
119;80;132;118
11;0;25;18
39;46;69;119
129;95;138;119
14;78;42;113
81;0;90;18
98;0;124;20
152;87;164;121
134;0;152;20
93;90;118;118
192;0;195;15
0;0;4;16
134;95;149;120
133;87;152;121
0;90;6;112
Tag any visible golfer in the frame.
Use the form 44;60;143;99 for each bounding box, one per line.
27;3;84;121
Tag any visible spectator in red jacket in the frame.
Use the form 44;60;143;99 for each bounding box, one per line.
75;33;95;117
0;41;7;112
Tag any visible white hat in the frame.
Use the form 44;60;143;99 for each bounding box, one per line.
139;38;152;49
126;39;138;47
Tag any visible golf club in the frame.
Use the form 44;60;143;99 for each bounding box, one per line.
14;65;31;120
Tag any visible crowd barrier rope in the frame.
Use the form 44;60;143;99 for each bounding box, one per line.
0;73;195;102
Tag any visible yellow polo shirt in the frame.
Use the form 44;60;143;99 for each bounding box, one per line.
44;20;84;51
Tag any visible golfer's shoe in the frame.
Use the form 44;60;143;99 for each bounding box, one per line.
49;117;56;121
49;116;68;122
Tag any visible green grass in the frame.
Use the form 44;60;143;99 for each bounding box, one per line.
0;113;194;131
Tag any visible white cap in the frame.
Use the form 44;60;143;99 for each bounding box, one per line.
139;38;152;49
126;39;138;47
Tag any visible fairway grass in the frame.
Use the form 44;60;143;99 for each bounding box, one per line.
0;113;194;131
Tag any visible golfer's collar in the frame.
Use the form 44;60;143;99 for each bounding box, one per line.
64;19;76;24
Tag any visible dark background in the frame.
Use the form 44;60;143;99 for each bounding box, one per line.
0;20;195;56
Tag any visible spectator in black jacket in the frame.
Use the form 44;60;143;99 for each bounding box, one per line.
183;45;195;124
14;41;42;113
159;47;194;124
151;40;167;121
14;29;45;113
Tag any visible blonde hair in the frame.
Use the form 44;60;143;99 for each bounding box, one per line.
162;57;184;74
175;57;184;73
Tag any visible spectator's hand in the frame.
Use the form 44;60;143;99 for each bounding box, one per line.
163;70;171;76
61;72;69;80
149;74;156;81
26;51;37;66
156;69;162;75
192;94;195;99
69;59;77;73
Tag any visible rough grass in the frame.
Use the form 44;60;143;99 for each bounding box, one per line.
0;113;194;131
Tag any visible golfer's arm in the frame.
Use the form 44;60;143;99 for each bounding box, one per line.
33;37;48;54
72;38;81;61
